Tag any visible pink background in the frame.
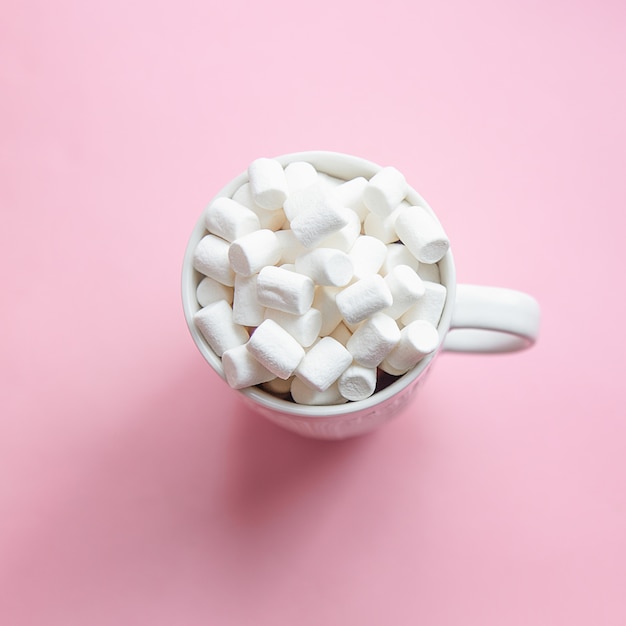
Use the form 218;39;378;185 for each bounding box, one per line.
2;1;625;624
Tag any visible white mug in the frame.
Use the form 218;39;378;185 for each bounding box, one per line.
181;151;540;439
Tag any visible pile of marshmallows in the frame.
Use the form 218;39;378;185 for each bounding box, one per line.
192;158;449;405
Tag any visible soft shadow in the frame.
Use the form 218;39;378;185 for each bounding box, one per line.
219;400;379;526
1;354;409;624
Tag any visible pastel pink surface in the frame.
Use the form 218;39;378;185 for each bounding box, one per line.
2;1;625;624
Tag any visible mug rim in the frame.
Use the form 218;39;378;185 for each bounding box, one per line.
181;150;457;419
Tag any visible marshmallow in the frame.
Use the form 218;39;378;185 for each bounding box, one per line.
285;161;318;192
291;378;347;406
336;274;393;325
316;172;344;191
377;359;408;377
231;182;255;208
193;234;236;286
196;276;233;307
400;281;447;327
317;208;361;251
194;300;249;357
262;376;294;396
380;243;420;275
338;364;377;401
248;158;288;210
247;319;305;379
383;264;425;319
283;183;329;222
256;265;315;315
295;336;353;391
363;205;403;244
332;176;369;221
222;344;276;389
290;199;351;248
275;229;308;264
329;321;352;346
263;307;322;348
313;285;343;336
228;229;281;276
295;248;353;287
231;183;285;231
205;197;261;242
395;206;450;264
383;320;440;373
346;313;400;368
417;262;441;283
363;166;407;217
232;274;265;327
348;235;388;280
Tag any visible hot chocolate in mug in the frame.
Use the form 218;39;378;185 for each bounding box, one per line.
181;151;540;439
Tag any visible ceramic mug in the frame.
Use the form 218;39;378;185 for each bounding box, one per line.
181;151;540;440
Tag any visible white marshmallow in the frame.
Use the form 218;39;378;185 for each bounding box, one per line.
194;300;249;357
248;158;288;210
315;172;343;190
335;274;393;325
285;161;318;192
395;205;450;264
377;359;408;377
346;313;400;368
283;183;328;222
262;376;294;396
417;262;441;283
338;364;377;401
348;235;388;279
290;200;351;248
313;286;343;336
363;166;407;217
263;307;322;348
196;276;233;307
222;344;276;389
232;274;265;327
275;229;308;264
193;234;235;286
256;265;315;315
400;281;447;327
329;321;352;346
383;320;440;373
316;208;361;251
380;243;420;275
256;212;287;232
363;205;403;244
290;378;347;406
383;264;425;319
295;336;353;391
231;182;255;208
247;319;305;379
332;176;369;221
295;248;353;287
231;183;285;230
228;229;281;276
205;197;261;242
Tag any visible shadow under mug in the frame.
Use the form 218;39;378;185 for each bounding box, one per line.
182;151;540;440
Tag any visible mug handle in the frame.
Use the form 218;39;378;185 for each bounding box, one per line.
442;284;541;353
